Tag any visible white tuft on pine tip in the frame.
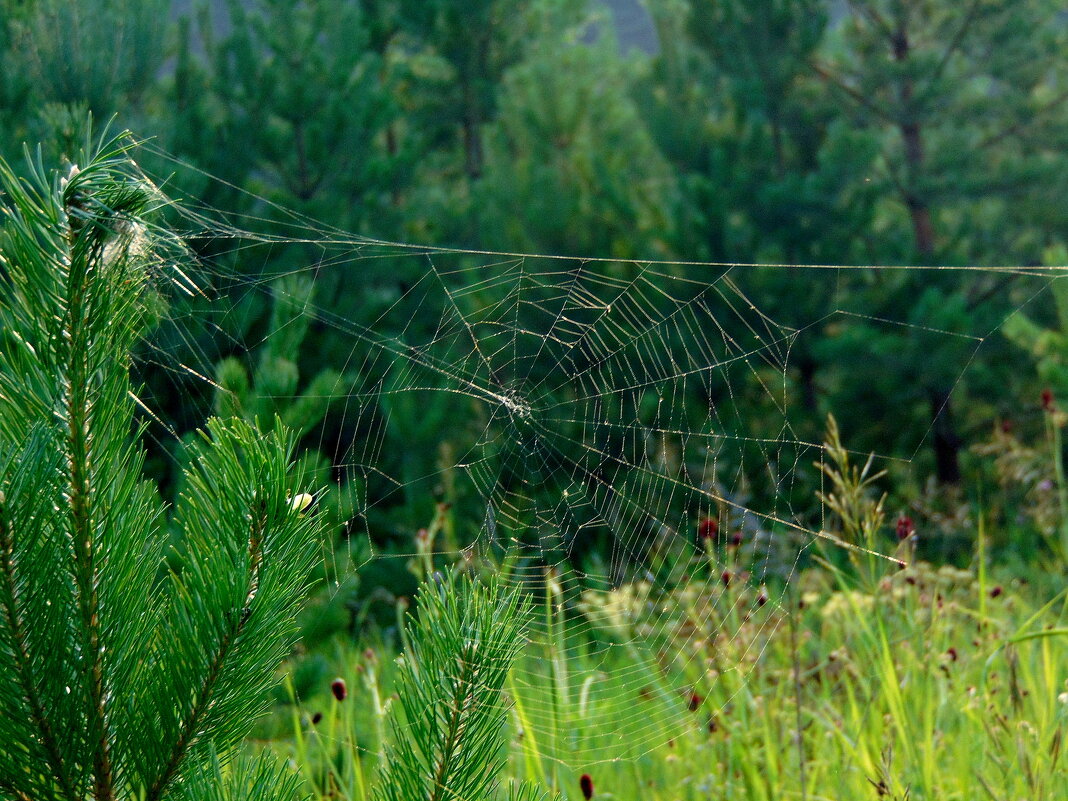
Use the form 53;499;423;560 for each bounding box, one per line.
59;163;80;193
289;493;314;513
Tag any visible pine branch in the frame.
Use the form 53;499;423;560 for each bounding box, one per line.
374;575;528;801
843;0;895;45
921;0;982;92
503;781;561;801
0;133;161;801
1;126;323;801
808;60;893;124
167;749;310;801
976;85;1068;151
428;640;482;801
133;418;322;800
144;496;268;801
0;446;77;801
62;229;115;801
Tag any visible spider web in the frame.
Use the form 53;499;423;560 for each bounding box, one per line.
131;144;1055;772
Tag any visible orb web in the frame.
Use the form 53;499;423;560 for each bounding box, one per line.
129;143;1057;774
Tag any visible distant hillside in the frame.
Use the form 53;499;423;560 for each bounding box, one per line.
598;0;658;54
169;0;660;55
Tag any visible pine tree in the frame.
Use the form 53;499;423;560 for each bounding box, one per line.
688;0;826;181
476;26;677;259
6;0;170;116
0;132;323;799
814;0;1067;263
809;0;1068;482
399;0;525;180
169;0;392;228
373;573;550;801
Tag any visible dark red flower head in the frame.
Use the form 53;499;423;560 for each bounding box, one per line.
1042;388;1056;412
688;692;703;711
721;569;733;587
311;711;323;725
989;585;1003;598
1000;418;1014;434
895;515;915;541
331;677;347;702
729;530;744;547
698;517;719;540
579;773;594;801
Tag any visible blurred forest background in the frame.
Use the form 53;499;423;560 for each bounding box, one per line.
3;0;1068;590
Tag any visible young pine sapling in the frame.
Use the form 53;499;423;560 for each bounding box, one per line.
0;132;323;800
374;573;552;801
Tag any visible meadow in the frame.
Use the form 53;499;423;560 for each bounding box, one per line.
266;496;1068;801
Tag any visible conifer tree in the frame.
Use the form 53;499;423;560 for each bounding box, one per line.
6;0;170;116
815;0;1067;263
373;573;551;801
400;0;524;179
476;29;677;259
169;0;391;227
0;132;323;799
810;0;1068;482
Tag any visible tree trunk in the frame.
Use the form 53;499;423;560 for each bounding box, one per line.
901;123;935;258
929;388;962;484
461;79;483;179
892;23;935;259
904;191;935;258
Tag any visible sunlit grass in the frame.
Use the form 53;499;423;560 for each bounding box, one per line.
263;551;1068;801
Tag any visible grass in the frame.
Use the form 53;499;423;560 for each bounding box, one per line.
258;544;1068;801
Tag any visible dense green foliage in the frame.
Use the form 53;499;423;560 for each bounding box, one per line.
0;130;539;801
3;2;1068;799
1;0;1063;552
